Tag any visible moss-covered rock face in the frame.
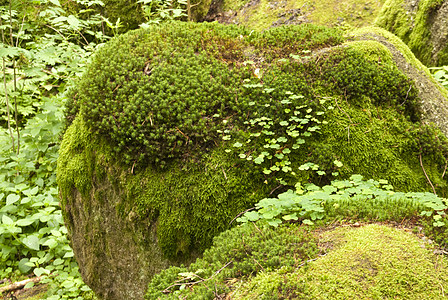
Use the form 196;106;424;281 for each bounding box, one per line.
58;21;448;299
375;0;448;67
205;0;386;30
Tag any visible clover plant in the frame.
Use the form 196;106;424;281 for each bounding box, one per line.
238;174;448;228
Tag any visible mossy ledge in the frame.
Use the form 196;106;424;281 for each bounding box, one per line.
58;21;448;300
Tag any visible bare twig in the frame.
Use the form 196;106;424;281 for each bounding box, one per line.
333;97;357;142
8;0;13;45
295;253;327;270
442;159;447;179
162;261;233;294
221;167;227;180
269;184;283;195
400;85;412;106
0;276;43;294
187;0;191;21
229;207;255;225
419;153;436;195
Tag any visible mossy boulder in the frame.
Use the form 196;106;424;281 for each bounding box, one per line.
205;0;386;30
58;21;448;299
375;0;448;67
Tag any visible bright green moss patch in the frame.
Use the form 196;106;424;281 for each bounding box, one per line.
289;224;448;299
349;26;433;75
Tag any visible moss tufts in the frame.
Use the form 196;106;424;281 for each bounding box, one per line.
146;223;319;299
66;21;344;167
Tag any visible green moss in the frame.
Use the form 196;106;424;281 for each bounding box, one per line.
146;223;318;299
294;225;448;299
343;40;394;64
233;224;448;299
123;147;271;257
67;21;344;167
350;26;431;74
349;25;448;100
60;21;448;259
375;0;448;66
149;223;448;299
218;0;385;30
57;116;96;202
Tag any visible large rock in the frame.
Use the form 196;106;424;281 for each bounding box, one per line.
205;0;386;29
375;0;448;66
57;21;448;299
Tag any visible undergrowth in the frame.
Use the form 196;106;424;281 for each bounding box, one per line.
147;175;448;299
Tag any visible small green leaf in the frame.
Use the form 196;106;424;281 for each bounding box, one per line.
283;213;298;221
433;221;445;227
233;142;243;148
245;211;260;221
277;137;288;143
17;218;35;227
6;194;20;205
254;156;264;164
53;258;65;266
302;219;314;225
22;235;40;251
2;215;14;225
63;251;75;258
18;258;32;274
334;160;343;168
34;267;50;277
263;169;272;175
267;219;282;227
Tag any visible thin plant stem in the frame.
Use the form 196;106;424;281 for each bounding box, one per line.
0;13;16;152
2;58;16;152
8;0;19;154
13;59;19;154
